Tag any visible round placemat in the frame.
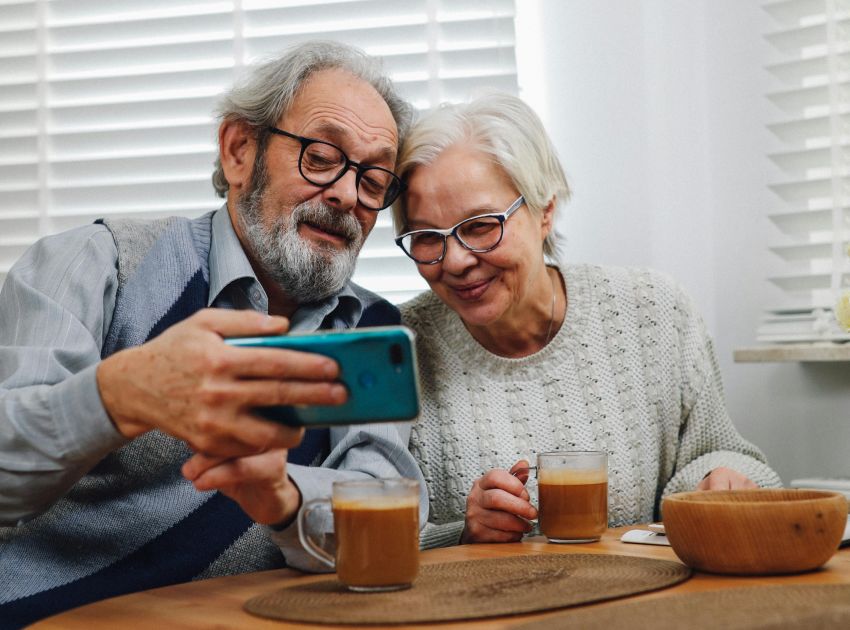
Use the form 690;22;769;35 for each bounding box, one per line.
244;553;691;624
513;584;850;630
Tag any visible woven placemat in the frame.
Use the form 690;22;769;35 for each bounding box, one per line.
514;584;850;630
244;553;690;625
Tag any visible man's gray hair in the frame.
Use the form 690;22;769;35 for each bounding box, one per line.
212;40;412;197
393;92;570;261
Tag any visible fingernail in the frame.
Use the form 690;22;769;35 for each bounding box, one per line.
331;383;347;402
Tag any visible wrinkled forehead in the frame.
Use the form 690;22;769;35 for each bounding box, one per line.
283;68;399;165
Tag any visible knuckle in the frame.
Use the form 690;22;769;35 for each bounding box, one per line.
264;451;286;474
192;433;217;453
479;492;495;510
197;383;227;406
204;351;230;376
192;308;214;326
193;412;221;436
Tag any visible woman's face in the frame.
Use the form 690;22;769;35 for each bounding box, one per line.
403;144;551;328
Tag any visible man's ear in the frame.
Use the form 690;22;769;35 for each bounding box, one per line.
540;196;557;239
218;119;256;194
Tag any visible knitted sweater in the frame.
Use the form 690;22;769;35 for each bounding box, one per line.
400;264;782;549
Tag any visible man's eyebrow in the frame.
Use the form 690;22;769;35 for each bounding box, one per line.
311;122;397;164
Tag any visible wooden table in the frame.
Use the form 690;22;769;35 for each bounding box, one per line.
32;526;850;629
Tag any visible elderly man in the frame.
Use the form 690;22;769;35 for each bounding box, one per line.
0;41;425;627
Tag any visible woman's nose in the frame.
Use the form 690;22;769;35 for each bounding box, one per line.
440;235;478;273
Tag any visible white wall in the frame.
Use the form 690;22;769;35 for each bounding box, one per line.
515;0;850;485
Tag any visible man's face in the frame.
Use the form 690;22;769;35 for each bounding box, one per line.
236;68;399;303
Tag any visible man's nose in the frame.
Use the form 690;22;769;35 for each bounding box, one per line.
321;166;359;211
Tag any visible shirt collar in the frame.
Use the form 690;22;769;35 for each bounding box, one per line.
208;205;260;307
289;282;363;332
207;204;363;330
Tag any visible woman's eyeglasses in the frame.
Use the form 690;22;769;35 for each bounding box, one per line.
395;196;525;265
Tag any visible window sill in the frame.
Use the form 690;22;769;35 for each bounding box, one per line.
733;344;850;363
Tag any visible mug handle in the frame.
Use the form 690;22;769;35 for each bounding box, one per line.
511;465;537;484
510;465;539;533
297;498;336;569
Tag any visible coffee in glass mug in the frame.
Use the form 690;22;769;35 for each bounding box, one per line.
533;451;608;543
298;478;420;591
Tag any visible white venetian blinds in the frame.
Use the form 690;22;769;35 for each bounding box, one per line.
760;0;850;342
0;0;519;304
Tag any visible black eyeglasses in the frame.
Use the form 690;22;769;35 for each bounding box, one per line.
395;196;525;265
267;127;403;211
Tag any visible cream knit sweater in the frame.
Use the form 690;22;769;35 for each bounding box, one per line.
400;264;782;549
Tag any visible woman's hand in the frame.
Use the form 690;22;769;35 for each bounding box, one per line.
696;466;758;491
461;460;538;544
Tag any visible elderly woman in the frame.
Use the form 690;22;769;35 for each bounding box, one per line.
392;93;781;549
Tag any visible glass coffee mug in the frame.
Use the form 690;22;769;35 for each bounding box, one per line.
297;478;420;592
517;451;608;543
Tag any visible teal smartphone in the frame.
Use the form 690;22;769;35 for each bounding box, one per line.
225;325;420;427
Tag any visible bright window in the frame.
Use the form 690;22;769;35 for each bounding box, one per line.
0;0;519;304
759;0;850;342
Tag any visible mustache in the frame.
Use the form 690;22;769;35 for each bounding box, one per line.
290;201;362;244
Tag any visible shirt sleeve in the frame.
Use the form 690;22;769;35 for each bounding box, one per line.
420;520;465;549
661;287;783;501
267;421;429;572
0;226;127;525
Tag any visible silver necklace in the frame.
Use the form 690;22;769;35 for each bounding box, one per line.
544;268;557;346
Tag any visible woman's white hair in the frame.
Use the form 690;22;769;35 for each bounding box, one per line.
393;92;569;260
212;40;412;197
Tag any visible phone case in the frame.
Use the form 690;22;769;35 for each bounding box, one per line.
225;326;420;427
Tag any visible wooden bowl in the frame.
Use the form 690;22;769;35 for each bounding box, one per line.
661;489;848;575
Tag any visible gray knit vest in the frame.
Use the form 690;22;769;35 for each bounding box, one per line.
0;213;281;628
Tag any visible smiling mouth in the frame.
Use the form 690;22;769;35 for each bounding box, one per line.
300;221;350;246
450;278;491;301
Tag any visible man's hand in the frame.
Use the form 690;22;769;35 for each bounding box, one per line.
460;460;537;544
182;450;301;526
696;466;758;491
96;308;346;458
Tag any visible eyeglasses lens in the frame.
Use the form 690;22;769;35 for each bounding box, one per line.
403;216;503;264
300;141;400;210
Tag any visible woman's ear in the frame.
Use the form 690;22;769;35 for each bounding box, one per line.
218;120;256;195
540;196;557;239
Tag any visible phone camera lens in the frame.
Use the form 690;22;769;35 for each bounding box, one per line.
389;343;403;365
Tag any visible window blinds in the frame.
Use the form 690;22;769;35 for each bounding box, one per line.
760;0;850;342
0;0;519;304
